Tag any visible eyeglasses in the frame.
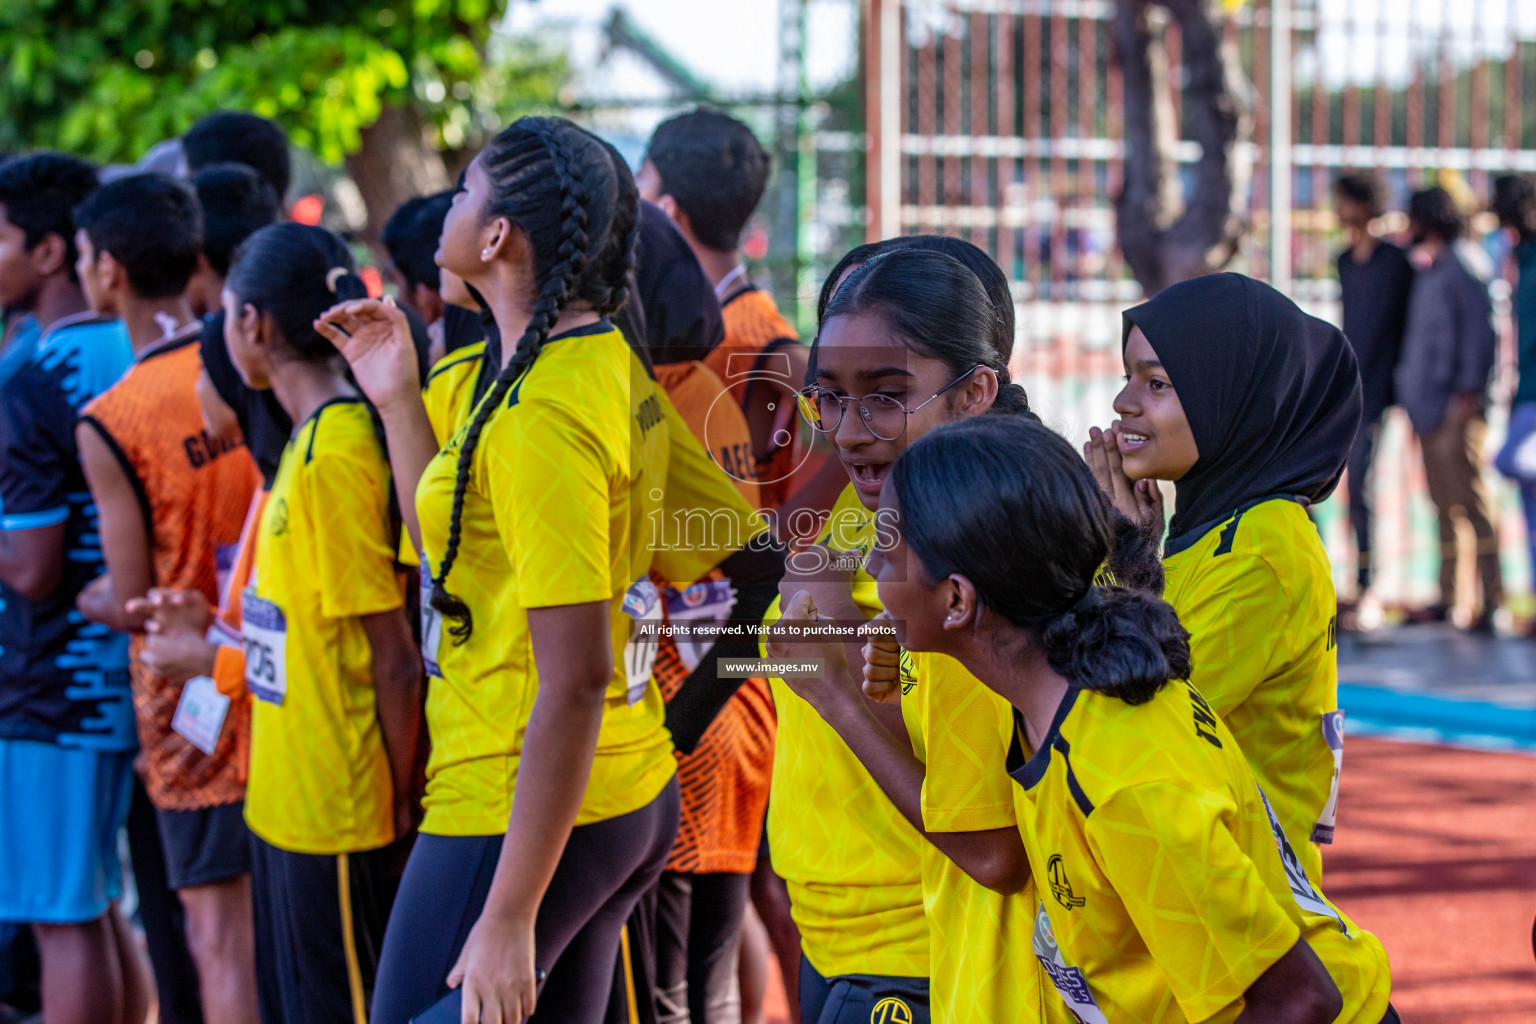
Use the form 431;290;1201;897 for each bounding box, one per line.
796;365;984;441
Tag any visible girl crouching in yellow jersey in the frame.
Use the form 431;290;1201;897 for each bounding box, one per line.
317;117;768;1024
217;223;423;1020
778;414;1396;1024
765;243;1077;1024
1085;274;1362;888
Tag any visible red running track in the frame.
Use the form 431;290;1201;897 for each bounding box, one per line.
1323;735;1536;1022
761;735;1536;1023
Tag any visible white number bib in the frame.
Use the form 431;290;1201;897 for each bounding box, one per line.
243;590;288;705
1031;902;1109;1024
1310;710;1345;843
621;577;662;705
662;580;738;672
171;675;230;755
420;566;444;679
1258;785;1347;932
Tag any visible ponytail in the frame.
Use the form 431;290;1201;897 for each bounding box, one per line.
1037;586;1189;705
226;223;368;361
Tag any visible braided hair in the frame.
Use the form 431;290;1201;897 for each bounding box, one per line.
431;117;638;639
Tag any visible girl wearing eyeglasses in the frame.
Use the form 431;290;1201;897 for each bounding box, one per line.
764;243;1074;1024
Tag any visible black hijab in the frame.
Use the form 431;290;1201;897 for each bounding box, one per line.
200;312;291;488
1122;273;1362;554
613;200;724;366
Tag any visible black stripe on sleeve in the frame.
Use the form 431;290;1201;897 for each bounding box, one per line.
79;414;153;539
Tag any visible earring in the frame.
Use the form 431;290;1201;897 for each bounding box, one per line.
481;247;493;260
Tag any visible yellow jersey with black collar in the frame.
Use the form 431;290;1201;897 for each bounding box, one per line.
421;340;488;448
415;322;763;835
764;483;927;979
1006;682;1390;1024
903;650;1061;1023
416;322;675;834
244;398;405;854
1162;497;1343;886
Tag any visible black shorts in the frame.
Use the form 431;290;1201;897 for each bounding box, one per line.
156;801;251;890
799;955;928;1024
371;776;680;1024
250;835;395;1024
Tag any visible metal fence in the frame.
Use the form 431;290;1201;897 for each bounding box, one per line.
844;0;1536;603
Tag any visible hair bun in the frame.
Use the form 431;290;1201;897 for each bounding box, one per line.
1039;587;1191;704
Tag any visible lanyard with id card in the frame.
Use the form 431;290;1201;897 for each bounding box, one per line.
243;589;289;705
171;675;230;755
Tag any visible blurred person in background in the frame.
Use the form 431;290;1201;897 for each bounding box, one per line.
1333;173;1415;630
75;173;261;1024
1398;186;1504;633
382;190;485;365
182;112;291;212
382;192;452;361
0;151;149;1024
1491;174;1536;637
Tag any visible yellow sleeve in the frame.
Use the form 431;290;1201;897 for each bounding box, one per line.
1180;553;1287;719
1086;783;1301;1021
917;653;1017;833
422;343;486;442
397;531;419;568
650;390;768;586
306;444;405;620
492;398;615;608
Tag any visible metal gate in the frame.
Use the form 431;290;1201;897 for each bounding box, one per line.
854;0;1536;600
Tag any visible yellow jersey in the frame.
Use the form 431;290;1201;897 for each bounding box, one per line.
399;341;489;570
244;399;405;854
901;650;1058;1023
422;341;488;448
416;323;759;835
765;484;927;979
1007;682;1390;1024
1163;498;1342;885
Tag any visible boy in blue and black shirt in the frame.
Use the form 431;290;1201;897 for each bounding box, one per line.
0;151;145;1024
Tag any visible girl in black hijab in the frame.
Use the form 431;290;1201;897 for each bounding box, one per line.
1086;271;1362;890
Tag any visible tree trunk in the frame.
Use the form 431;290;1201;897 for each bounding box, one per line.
344;104;452;247
1114;0;1252;296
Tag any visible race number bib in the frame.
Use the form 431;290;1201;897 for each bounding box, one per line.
1257;785;1348;933
171;675;230;755
1032;902;1109;1024
420;566;444;679
621;577;662;705
1310;710;1345;843
242;590;288;705
661;579;738;672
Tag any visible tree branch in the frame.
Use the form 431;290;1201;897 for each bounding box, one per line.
1113;0;1253;295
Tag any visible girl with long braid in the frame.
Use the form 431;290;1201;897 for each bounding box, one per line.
316;117;770;1024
